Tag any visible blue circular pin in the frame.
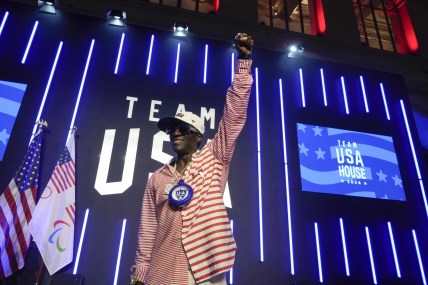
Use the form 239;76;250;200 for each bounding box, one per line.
168;179;193;207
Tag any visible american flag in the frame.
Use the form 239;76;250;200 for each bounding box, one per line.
50;143;75;194
0;127;43;279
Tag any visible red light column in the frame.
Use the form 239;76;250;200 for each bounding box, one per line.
395;0;419;53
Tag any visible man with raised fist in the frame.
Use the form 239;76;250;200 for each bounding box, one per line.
131;33;254;285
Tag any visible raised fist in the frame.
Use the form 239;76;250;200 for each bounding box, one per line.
234;33;254;59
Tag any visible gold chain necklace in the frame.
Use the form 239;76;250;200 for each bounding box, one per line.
164;159;190;195
173;160;190;182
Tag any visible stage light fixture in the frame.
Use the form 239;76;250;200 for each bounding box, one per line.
173;22;189;37
107;9;126;27
38;0;56;14
287;44;304;58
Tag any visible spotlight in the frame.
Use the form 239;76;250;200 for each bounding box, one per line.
107;9;126;27
38;0;56;14
173;22;189;37
287;44;304;58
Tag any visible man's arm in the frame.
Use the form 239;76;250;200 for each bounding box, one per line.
210;33;254;164
131;178;157;284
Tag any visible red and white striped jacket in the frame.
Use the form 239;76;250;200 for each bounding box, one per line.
132;59;253;285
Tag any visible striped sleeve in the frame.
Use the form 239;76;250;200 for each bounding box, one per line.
210;59;253;164
131;176;157;282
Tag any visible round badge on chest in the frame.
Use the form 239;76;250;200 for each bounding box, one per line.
168;179;193;207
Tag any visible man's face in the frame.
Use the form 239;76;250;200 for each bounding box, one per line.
167;124;202;155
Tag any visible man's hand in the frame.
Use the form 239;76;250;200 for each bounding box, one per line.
130;277;144;285
234;33;254;59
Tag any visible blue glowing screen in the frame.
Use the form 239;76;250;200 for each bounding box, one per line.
0;80;27;161
297;123;406;201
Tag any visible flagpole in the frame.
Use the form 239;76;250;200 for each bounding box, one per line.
32;120;48;285
34;256;45;285
30;120;48;144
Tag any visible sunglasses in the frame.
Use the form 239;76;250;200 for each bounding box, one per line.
165;124;199;135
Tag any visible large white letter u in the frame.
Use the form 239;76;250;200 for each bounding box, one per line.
94;128;140;195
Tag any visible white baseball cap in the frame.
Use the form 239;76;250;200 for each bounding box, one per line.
158;111;205;135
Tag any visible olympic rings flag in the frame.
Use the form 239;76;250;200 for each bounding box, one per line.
30;130;76;275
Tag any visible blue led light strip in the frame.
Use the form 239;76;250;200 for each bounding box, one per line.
412;229;427;285
400;100;421;179
279;79;294;275
400;100;428;217
360;76;369;113
145;35;154;75
320;69;327;106
419;180;428;218
113;219;127;285
21;21;39;64
299;68;306;107
203;44;208;84
341;76;350;114
314;223;323;283
380;83;391;120
231;53;234;83
29;41;63;144
255;67;264;262
387;222;401;278
174;43;180;83
66;39;95;143
114;33;125;74
73;208;90;274
365;227;377;284
0;11;9;38
229;219;234;284
339;218;350;276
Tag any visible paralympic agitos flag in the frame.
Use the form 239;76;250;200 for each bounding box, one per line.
30;130;76;275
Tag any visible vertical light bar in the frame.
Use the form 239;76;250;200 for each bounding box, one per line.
340;218;350;276
114;33;125;74
21;21;39;64
67;39;95;143
360;76;369;113
412;229;427;285
29;41;63;144
279;79;294;275
314;223;323;283
174;43;180;84
73;209;90;274
380;83;391;120
320;68;327;106
299;68;306;107
341;76;350;114
419;180;428;218
255;67;264;262
229;219;234;284
400;100;428;218
387;222;401;278
145;35;154;75
231;52;234;83
0;11;9;38
203;44;208;84
365;227;377;284
113;219;127;285
400;100;421;179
